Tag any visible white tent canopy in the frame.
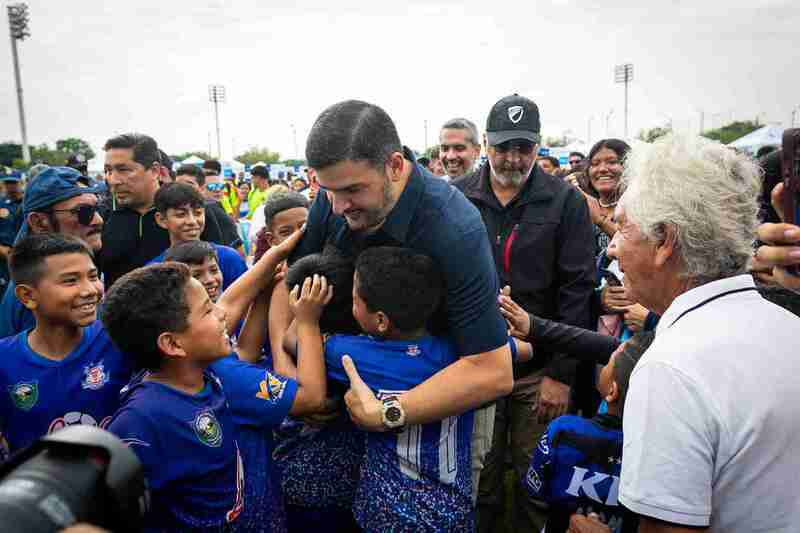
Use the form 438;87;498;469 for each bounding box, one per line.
727;125;784;155
181;155;205;165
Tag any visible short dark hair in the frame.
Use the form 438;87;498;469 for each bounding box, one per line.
569;151;585;160
158;149;175;178
540;156;560;169
101;263;192;371
305;100;402;171
613;331;655;417
103;133;160;168
9;233;94;287
263;192;309;230
154;182;206;214
176;164;206;187
203;160;222;174
441;117;479;146
164;240;219;266
251;166;269;179
285;250;360;334
355;247;443;332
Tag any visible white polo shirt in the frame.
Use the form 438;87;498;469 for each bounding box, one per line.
619;274;800;532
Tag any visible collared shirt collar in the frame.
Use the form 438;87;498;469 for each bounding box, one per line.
656;274;757;334
378;146;424;244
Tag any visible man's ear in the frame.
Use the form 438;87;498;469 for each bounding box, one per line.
654;224;678;268
27;212;52;234
387;152;405;182
154;211;169;230
156;331;188;361
15;283;38;310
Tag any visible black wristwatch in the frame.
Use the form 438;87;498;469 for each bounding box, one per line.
381;396;406;433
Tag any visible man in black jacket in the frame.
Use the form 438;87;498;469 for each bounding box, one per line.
99;133;230;288
452;94;596;533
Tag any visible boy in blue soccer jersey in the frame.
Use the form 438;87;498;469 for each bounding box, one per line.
149;182;247;291
103;226;330;532
296;246;532;532
525;332;654;533
0;234;132;461
274;251;365;533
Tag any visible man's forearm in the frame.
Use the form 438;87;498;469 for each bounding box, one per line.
398;344;512;425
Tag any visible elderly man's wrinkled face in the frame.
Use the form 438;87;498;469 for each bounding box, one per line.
607;205;658;310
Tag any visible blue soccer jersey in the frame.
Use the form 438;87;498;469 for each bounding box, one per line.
209;355;298;533
325;334;474;532
525;414;635;533
0;322;133;460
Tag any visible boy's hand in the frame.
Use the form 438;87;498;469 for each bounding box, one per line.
289;275;333;324
754;182;800;293
601;285;634;313
622;303;649;332
498;288;531;339
269;224;306;261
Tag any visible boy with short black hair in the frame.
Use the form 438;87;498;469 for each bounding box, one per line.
525;332;654;533
150;182;246;291
0;234;132;460
253;192;309;262
164;240;224;303
104;227;327;532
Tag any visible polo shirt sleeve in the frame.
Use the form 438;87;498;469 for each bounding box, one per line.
432;224;508;357
288;192;330;264
209;356;298;428
619;360;716;527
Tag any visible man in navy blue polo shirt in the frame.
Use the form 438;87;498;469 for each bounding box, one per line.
269;100;513;460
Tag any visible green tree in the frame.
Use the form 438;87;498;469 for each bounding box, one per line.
30;143;69;166
55;137;95;160
282;159;306;167
637;126;672;143
0;143;23;167
702;120;760;145
235;146;281;166
543;135;567;148
172;151;213;162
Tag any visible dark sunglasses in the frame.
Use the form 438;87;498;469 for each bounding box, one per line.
495;141;536;155
49;204;99;225
206;182;226;192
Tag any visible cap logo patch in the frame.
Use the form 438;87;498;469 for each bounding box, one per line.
508;105;524;124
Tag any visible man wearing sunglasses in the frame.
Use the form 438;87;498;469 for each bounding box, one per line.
0;167;104;338
452;94;596;533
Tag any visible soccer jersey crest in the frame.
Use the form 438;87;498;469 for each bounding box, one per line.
406;345;421;357
9;381;38;411
82;361;109;390
256;371;286;403
194;410;223;447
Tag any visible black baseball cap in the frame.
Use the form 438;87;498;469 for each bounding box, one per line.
486;94;541;146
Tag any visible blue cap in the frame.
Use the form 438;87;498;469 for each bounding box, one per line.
15;167;102;244
23;166;101;216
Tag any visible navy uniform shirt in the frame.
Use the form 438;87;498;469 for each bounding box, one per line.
0;197;21;291
291;149;507;357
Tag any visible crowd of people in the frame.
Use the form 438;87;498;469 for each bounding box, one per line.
0;93;798;533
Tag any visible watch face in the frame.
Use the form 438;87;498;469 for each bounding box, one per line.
385;406;402;423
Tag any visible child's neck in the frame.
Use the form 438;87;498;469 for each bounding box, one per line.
28;319;84;361
605;403;622;417
146;360;207;395
383;327;429;342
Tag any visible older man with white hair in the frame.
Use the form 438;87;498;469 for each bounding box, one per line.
568;135;800;533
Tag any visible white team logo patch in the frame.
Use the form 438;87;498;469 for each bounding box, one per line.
538;433;550;455
406;345;421;357
48;412;112;434
81;361;109;390
508;105;524;124
526;468;543;492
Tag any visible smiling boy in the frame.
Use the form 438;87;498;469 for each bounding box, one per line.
0;234;132;460
149;182;246;291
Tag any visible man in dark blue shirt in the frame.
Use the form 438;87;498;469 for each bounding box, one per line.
269;100;512;437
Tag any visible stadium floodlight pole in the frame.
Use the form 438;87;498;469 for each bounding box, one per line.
7;3;31;164
614;63;633;138
208;84;226;159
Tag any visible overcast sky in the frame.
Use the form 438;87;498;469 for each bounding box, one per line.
1;0;798;163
